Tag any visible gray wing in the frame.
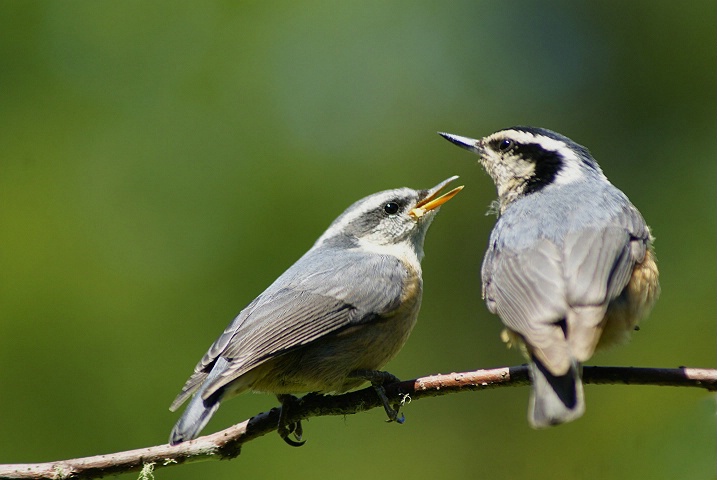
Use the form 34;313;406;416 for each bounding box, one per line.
170;248;406;410
561;203;650;361
483;237;572;374
482;202;651;375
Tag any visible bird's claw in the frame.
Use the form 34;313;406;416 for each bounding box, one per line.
349;369;406;424
384;409;406;424
277;394;307;447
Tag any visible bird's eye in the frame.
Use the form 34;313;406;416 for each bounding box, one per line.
498;139;514;152
383;202;400;215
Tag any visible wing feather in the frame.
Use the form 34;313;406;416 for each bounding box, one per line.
171;248;406;408
562;205;651;360
482;194;653;375
485;239;571;374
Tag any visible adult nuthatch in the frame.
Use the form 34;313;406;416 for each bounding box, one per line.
440;127;659;427
169;177;462;445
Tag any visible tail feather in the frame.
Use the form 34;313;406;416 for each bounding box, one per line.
169;391;222;445
169;357;230;445
528;356;584;428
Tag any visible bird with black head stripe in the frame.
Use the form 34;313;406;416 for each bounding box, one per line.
440;127;659;427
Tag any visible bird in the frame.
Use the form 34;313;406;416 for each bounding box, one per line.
439;126;659;427
169;176;463;445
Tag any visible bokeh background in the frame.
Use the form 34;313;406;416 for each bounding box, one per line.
1;2;714;479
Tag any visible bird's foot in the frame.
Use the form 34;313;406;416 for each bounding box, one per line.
349;369;405;424
276;394;306;447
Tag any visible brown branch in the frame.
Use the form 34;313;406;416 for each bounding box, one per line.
0;365;714;480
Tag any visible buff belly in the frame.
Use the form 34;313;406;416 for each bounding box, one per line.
597;248;660;350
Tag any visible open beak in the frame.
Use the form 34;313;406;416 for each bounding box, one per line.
438;132;482;153
410;175;464;219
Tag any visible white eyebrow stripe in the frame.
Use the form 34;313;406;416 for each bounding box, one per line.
489;130;587;185
491;130;576;158
311;189;414;250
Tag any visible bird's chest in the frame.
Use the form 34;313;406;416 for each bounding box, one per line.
391;262;423;324
342;263;423;367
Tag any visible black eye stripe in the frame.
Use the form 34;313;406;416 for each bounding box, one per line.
492;138;557;161
490;138;516;153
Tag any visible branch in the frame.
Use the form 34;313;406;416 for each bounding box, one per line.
1;365;714;480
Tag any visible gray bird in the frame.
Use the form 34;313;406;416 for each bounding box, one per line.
169;176;463;445
440;127;659;427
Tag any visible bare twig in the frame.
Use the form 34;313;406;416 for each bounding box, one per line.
0;365;714;480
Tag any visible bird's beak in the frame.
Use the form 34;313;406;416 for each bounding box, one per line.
438;132;482;153
410;175;464;219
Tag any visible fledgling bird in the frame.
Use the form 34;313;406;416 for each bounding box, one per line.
169;176;463;445
439;127;659;427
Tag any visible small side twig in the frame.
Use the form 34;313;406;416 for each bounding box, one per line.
0;365;714;480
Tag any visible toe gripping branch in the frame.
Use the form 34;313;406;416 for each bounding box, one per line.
276;370;404;447
276;394;306;447
349;369;406;424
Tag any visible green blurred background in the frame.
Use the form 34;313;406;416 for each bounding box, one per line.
1;1;714;479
